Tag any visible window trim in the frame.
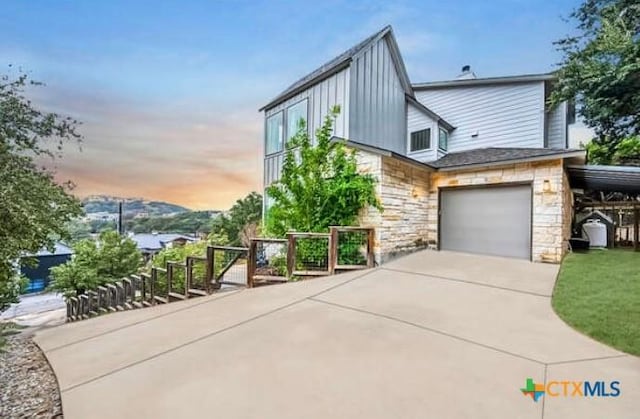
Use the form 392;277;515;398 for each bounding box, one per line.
284;98;309;145
438;127;449;152
265;111;284;156
408;127;432;153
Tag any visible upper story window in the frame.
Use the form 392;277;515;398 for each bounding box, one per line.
286;99;308;142
438;128;448;151
265;112;284;155
410;128;431;152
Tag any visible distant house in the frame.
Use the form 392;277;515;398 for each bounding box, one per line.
130;233;197;260
20;243;73;294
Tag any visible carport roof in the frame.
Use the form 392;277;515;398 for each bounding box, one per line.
567;164;640;193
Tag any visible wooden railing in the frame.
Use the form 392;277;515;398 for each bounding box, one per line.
66;245;249;321
66;227;375;322
247;227;375;287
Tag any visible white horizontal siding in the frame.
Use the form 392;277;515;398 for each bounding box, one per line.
547;102;567;149
415;82;545;152
264;68;350;186
349;36;406;154
406;102;438;162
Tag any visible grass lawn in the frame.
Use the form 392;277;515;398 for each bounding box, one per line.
552;249;640;356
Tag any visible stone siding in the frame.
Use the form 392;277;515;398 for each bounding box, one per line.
355;148;571;264
427;159;569;263
356;151;432;263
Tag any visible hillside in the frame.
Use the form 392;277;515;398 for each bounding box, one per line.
82;195;190;217
125;211;219;235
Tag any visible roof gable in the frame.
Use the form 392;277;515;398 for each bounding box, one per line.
260;26;413;111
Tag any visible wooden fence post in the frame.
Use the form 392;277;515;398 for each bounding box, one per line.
329;227;338;274
167;263;174;297
150;268;157;305
286;234;296;279
247;240;257;288
97;286;107;313
205;246;214;294
367;228;375;268
185;257;193;296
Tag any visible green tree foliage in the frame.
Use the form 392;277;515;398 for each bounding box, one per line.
149;232;229;294
211;192;262;246
0;69;83;310
551;0;640;158
65;219;93;243
126;211;214;235
49;231;142;297
585;135;640;165
265;106;381;237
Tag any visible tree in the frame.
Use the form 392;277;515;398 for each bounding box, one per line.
65;219;92;243
0;69;83;310
585;135;640;165
49;231;142;297
551;0;640;160
265;106;380;237
211;192;262;246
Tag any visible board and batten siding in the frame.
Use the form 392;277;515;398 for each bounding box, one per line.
406;102;438;162
263;68;350;186
546;101;568;149
349;37;406;154
415;82;546;152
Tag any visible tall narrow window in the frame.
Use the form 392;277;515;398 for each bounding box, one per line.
286;99;308;142
438;128;448;151
266;112;284;155
410;128;431;152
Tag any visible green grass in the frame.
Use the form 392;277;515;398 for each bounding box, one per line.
552;249;640;356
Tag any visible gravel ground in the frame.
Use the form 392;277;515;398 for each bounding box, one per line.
0;334;63;418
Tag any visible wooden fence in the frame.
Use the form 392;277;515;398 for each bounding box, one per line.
66;245;249;321
248;227;375;287
66;227;375;322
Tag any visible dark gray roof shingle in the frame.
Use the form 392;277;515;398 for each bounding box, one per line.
430;147;583;169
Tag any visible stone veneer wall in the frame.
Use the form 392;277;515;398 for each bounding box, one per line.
356;150;432;263
355;147;571;264
427;159;570;263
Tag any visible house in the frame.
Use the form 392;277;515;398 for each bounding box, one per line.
20;243;73;293
261;25;591;263
129;233;197;260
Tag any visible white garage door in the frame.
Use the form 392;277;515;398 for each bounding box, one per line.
439;185;532;260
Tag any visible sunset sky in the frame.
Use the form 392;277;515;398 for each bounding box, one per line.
1;0;590;210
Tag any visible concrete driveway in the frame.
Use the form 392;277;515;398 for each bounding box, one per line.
35;250;639;418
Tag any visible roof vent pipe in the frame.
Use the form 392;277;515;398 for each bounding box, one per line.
456;65;477;80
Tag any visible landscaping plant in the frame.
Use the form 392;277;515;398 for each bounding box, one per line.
49;231;143;297
265;106;381;236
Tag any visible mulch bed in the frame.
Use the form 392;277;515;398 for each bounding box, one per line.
0;335;63;418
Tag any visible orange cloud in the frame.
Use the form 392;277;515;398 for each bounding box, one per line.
37;85;265;210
